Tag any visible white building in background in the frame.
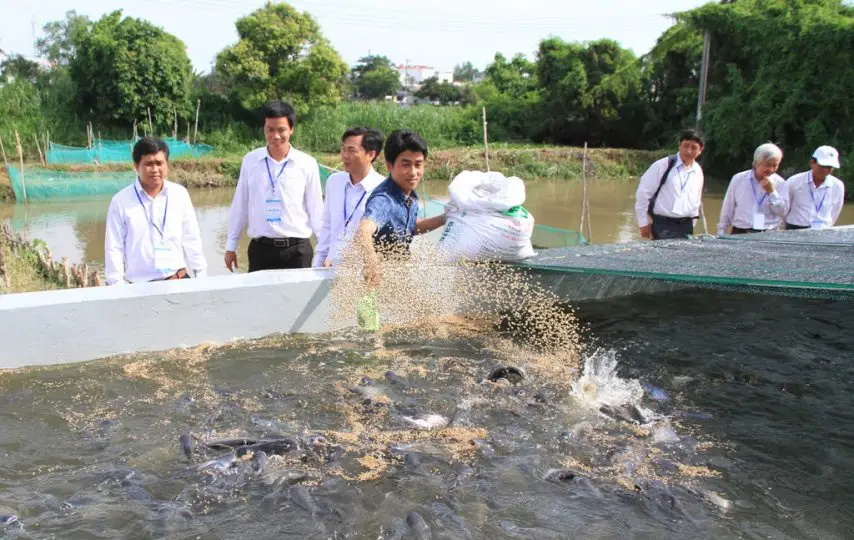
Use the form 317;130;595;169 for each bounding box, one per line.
397;64;454;87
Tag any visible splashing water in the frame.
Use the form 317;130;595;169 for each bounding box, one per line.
570;348;644;408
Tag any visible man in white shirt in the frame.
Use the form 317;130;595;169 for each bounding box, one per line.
104;137;207;285
635;129;705;240
224;100;324;272
717;143;789;235
783;145;845;230
313;127;385;267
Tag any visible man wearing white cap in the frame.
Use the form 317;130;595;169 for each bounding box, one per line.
783;146;845;230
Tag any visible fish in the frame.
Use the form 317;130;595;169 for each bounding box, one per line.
641;382;671;402
179;433;194;461
252;450;269;474
0;515;19;527
544;468;585;483
401;414;449;430
236;437;302;457
193;452;238;472
406;511;432;540
204;438;259;451
487;366;526;385
384;371;409;386
287;484;318;514
599;404;649;425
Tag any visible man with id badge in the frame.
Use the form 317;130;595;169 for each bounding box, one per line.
104;137;207;285
312;127;385;268
717;143;789;235
225;100;324;272
635;130;705;240
783;146;845;231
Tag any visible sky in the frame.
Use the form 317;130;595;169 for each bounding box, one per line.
0;0;710;73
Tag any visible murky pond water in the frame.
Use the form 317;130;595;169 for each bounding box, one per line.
3;179;852;274
0;289;852;538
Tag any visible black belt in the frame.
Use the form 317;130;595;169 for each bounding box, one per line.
651;214;695;225
252;236;308;248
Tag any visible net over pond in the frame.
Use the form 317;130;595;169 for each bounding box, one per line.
520;226;854;300
47;138;214;165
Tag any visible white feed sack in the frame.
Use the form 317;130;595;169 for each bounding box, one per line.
438;170;536;263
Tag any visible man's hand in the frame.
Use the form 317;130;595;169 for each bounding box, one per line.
322;258;332;268
639;225;652;240
363;263;381;287
759;177;774;194
224;251;238;272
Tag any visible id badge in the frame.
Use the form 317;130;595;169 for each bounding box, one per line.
153;242;175;272
671;195;689;216
752;212;765;230
265;198;282;223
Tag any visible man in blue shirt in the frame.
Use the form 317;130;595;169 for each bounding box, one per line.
356;130;446;285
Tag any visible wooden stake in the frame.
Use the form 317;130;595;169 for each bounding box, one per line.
34;133;45;165
580;142;592;244
0;132;8;168
173;106;178;139
14;130;27;204
186;119;190;143
193;99;201;144
482;107;490;172
147;107;154;135
132;119;138;140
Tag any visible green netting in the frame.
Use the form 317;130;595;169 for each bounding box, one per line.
8;162;337;202
519;226;854;297
47;137;214;165
8;166;136;201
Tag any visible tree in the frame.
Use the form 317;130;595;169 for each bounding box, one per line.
0;55;41;84
453;61;480;82
69;11;192;127
415;76;461;104
215;3;348;115
671;0;854;176
36;10;91;66
351;55;399;99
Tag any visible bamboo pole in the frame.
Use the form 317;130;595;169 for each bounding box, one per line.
482;107;490;172
186;119;190;143
173;106;178;139
133;119;138;140
0;132;8;168
14;130;27;204
580;142;592;244
147;107;154;135
193;99;201;144
34;133;45;165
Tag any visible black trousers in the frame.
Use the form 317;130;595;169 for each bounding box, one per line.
731;226;762;235
651;215;694;240
248;237;313;272
785;223;810;231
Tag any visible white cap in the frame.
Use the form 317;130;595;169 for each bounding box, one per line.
813;145;841;168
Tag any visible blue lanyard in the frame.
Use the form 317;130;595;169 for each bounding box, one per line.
264;157;288;192
676;165;692;192
134;182;168;239
750;173;768;207
343;182;367;227
808;173;827;214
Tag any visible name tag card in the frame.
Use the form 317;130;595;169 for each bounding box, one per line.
265;198;282;223
752;212;765;230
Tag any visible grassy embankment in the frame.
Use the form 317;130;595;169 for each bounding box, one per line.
0;144;664;202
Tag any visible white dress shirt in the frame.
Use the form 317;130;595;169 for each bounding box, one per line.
783;171;845;229
226;146;324;252
105;179;207;285
312;169;385;267
717;170;788;235
635;155;705;227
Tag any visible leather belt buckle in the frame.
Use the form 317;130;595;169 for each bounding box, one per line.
273;238;288;248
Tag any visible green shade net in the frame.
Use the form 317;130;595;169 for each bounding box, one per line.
47;138;214;165
9;162;338;202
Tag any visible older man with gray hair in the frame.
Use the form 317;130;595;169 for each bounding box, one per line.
717;142;789;235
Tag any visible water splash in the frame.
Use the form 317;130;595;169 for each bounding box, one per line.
570;349;644;408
